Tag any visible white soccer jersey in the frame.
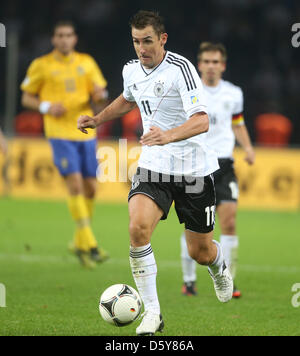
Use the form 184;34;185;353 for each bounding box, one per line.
122;51;219;177
203;80;244;158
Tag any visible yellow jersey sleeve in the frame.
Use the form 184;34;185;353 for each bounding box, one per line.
86;55;107;93
20;58;44;95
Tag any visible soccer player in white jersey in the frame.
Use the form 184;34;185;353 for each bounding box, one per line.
180;42;255;298
78;12;233;335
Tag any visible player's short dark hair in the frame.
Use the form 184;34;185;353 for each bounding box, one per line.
197;42;227;62
52;20;76;35
129;10;166;37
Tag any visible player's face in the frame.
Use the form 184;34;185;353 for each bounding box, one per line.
52;26;77;55
198;51;226;85
131;26;168;69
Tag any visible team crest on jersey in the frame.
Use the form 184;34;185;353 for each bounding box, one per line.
154;81;164;97
191;95;199;104
223;101;231;110
61;158;68;169
77;66;85;75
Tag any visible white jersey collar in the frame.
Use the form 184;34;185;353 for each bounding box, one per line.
203;79;223;94
140;51;168;76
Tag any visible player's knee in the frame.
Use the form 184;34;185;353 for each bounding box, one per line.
68;185;82;196
84;180;97;199
85;189;96;199
65;175;83;196
129;221;151;246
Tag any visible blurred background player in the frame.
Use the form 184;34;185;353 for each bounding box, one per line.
0;128;8;155
20;20;109;268
181;42;255;297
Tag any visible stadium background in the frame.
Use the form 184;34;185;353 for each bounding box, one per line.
0;0;300;140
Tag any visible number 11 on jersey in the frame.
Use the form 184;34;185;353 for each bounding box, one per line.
141;100;152;116
205;205;215;226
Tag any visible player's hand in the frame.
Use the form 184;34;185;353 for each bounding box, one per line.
140;126;170;146
244;147;255;165
77;115;97;134
48;103;66;117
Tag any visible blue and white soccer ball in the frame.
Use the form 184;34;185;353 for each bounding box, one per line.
99;284;142;327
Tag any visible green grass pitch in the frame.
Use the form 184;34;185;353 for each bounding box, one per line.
0;198;299;336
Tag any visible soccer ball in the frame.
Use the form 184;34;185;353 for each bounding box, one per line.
99;284;142;327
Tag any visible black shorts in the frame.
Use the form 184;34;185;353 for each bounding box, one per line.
128;167;216;233
213;159;238;206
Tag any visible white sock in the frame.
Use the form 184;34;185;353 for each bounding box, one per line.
129;244;160;314
208;240;225;275
220;235;239;279
180;232;197;283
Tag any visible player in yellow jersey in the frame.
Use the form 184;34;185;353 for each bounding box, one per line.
20;21;109;268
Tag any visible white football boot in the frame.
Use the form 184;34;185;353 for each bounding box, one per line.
136;310;164;336
208;262;233;303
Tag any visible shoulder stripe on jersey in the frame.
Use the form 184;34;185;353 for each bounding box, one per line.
167;57;193;91
168;54;197;89
166;58;191;91
167;54;197;91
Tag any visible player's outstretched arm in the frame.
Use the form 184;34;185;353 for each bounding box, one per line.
77;94;136;134
78;94;136;134
140;111;209;146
